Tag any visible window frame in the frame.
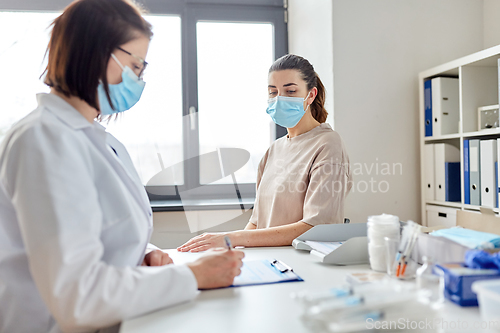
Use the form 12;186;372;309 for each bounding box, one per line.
0;0;289;203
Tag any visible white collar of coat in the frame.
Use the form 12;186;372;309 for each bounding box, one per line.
37;93;96;130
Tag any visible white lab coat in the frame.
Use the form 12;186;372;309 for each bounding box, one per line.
0;94;198;333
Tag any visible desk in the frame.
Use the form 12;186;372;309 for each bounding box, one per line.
120;246;494;333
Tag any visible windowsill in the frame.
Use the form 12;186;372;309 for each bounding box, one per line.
151;197;255;212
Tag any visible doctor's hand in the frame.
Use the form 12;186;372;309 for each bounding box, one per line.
141;250;174;266
177;232;229;252
187;249;245;289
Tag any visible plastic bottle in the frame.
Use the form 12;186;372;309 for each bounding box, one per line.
367;214;400;272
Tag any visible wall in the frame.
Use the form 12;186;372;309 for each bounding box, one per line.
288;0;334;127
484;0;500;49
152;210;251;249
332;0;484;224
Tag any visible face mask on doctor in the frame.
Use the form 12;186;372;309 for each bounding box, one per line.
266;91;311;128
97;53;145;116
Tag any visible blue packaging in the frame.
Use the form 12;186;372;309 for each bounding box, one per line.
435;263;500;306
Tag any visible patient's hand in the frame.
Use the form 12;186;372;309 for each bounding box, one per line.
141;250;174;266
177;233;229;252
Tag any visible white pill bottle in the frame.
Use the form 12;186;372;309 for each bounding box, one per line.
367;214;400;272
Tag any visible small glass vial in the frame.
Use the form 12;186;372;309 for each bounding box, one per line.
416;256;443;304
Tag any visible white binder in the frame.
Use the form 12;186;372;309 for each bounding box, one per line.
424;144;435;201
497;138;500;208
480;139;497;208
431;77;459;136
434;143;460;202
470;139;481;205
292;223;368;265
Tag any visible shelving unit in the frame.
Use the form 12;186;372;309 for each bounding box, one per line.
419;44;500;226
425;201;463;209
424;133;461;142
462;129;500;138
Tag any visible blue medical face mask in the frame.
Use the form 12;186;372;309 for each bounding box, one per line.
266;92;311;128
97;54;145;115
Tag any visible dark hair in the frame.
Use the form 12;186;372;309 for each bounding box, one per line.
269;54;328;123
43;0;152;112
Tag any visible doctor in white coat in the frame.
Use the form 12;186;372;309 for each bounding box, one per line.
0;1;244;332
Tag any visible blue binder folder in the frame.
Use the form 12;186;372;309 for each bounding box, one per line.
445;162;461;202
425;80;432;137
464;140;470;204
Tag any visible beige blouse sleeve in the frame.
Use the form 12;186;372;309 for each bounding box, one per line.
248;148;270;225
301;156;352;227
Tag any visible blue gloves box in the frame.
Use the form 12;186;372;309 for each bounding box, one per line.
436;263;500;306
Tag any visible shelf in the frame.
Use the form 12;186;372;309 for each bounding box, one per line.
424;133;461;142
427;202;500;212
423;130;500;141
463;205;500;214
425;201;462;209
462;128;500;138
463;204;480;211
419;44;500;79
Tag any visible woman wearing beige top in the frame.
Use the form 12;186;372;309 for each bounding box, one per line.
178;54;352;252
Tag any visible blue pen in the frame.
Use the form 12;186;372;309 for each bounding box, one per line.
224;236;232;250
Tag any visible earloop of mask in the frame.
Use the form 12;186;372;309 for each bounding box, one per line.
111;54;125;71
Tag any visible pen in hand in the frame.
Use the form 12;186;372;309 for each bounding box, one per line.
224;236;233;250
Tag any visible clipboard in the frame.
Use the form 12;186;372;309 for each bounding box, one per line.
292;223;369;265
230;259;303;287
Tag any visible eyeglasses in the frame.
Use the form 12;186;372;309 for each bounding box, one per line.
117;47;148;79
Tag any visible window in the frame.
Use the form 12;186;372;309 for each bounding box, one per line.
197;21;274;185
105;15;184;186
0;11;58;139
0;0;288;204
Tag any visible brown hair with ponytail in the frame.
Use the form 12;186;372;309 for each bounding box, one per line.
269;54;328;123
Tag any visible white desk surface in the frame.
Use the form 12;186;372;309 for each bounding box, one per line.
120;246;493;333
